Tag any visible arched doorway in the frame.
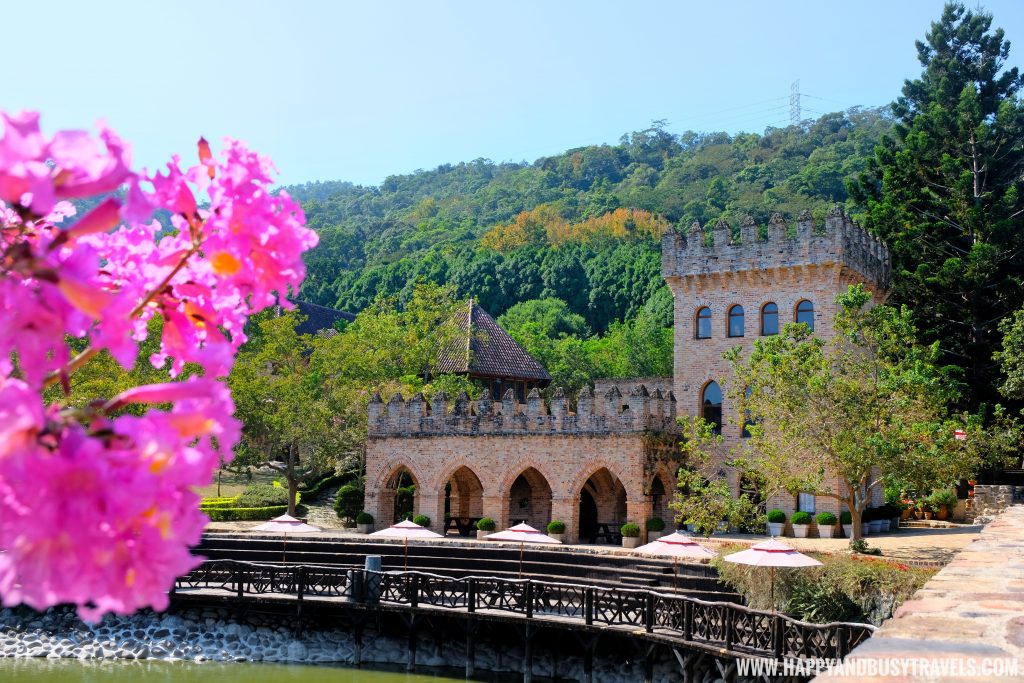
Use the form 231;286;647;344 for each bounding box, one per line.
507;467;552;530
444;466;484;535
578;468;627;542
377;466;420;527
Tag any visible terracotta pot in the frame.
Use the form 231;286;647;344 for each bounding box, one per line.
901;508;912;521
914;509;923;520
936;506;949;521
923;511;933;520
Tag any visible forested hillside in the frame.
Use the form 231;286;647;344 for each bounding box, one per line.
294;109;890;331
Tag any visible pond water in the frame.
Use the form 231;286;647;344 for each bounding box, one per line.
1;659;482;682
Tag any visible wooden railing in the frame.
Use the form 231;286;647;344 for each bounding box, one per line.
174;559;874;661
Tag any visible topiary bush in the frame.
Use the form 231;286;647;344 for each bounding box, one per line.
646;517;666;532
840;510;853;524
620;522;640;537
234;484;288;508
356;511;373;525
767;509;786;523
816;512;837;526
477;517;496;531
791;511;813;525
204;505;290;521
412;514;430;527
547;520;566;534
333;483;364;523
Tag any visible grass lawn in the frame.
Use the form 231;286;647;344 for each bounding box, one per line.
194;467;281;499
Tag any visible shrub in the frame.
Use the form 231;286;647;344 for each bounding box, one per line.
840;510;852;524
303;473;348;501
205;505;289;521
412;514;430;527
547;520;566;534
767;509;786;523
355;511;373;525
850;539;882;555
929;489;957;507
620;522;640;537
477;517;496;531
333;483;364;523
646;517;666;532
816;512;837;526
714;544;934;623
234;484;288;508
791;511;812;525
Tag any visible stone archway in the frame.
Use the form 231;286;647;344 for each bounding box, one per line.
378;466;420;527
444;465;484;533
506;467;553;530
578;467;627;542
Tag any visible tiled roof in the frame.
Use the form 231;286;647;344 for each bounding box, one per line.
290;300;356;337
435;299;551;381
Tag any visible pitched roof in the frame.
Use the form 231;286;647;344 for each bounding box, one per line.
435;299;551;382
290;300;356;337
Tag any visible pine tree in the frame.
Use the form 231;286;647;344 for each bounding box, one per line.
852;2;1024;409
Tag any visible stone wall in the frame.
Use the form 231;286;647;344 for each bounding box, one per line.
365;384;681;543
594;376;673;399
967;485;1024;523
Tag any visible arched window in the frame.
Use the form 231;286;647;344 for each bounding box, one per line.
760;302;778;336
696;307;712;339
796;300;814;331
702;381;723;435
728;305;744;337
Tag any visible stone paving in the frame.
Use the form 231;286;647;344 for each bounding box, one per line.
816;505;1024;682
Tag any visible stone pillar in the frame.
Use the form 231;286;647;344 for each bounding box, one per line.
626;498;654;543
482;494;505;530
418;492;446;535
551;495;579;544
364;488;384;530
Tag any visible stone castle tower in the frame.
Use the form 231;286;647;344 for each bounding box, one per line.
661;206;891;512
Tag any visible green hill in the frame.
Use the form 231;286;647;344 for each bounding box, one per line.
293;108;891;338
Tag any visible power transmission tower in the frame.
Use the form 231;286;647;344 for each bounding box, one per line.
790;80;801;125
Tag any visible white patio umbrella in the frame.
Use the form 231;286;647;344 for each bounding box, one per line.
370;519;444;569
723;538;822;607
485;523;562;577
633;531;717;592
251;514;321;563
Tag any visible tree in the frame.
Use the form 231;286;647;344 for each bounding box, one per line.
497;298;590;340
229;313;344;515
726;286;975;542
852;3;1024;410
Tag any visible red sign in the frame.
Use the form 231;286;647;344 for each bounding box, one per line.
954;429;967;441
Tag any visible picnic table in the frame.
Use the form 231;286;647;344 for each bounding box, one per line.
443;516;482;536
588;522;621;544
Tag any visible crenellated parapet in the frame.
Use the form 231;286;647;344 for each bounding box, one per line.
367;384;678;437
661;206;891;292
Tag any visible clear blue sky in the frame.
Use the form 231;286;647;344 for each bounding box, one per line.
6;1;1023;187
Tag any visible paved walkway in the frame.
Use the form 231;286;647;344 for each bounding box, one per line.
816;505;1024;682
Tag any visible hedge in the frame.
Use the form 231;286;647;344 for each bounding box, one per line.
204;505;289;522
301;473;350;501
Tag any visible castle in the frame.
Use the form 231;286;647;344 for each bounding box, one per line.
363;207;891;542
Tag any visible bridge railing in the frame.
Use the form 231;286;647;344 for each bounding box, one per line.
174;559;874;660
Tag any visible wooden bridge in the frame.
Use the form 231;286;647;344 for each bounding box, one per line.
173;559;874;682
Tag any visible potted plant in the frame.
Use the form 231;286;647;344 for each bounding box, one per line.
914;500;926;520
547;520;566;542
412;514;431;528
900;499;914;521
816;512;837;538
840;510;853;538
930;489;956;521
869;507;887;534
356;511;374;534
791;511;812;538
646;517;666;541
620;522;641;549
766;509;786;537
861;507;872;535
476;517;496;539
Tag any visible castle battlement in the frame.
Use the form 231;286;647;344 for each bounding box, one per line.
661;206;891;291
367;385;677;437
